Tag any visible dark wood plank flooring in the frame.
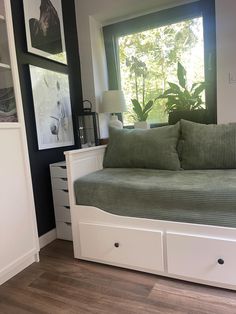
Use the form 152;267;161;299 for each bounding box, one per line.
1;240;236;314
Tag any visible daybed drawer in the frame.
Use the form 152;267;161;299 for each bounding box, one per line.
56;222;72;241
79;223;164;272
53;189;69;206
50;165;67;178
167;233;236;286
54;206;71;222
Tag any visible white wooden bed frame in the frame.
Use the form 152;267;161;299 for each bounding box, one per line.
65;146;236;290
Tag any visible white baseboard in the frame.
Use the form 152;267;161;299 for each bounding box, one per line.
0;250;38;285
39;228;57;249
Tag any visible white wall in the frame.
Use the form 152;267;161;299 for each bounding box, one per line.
215;0;236;123
75;0;111;137
89;16;109;138
75;0;236;132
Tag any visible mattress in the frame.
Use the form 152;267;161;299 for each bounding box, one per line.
74;168;236;228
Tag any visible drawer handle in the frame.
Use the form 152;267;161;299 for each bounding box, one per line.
65;222;71;226
114;242;120;248
60;166;66;169
218;258;224;265
62;189;68;193
61;178;68;181
64;206;70;209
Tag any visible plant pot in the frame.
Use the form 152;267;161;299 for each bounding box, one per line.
134;121;150;129
168;109;208;125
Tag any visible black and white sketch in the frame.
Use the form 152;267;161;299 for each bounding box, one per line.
29;65;74;149
0;87;17;123
23;0;67;64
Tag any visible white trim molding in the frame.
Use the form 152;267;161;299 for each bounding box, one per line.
39;229;57;249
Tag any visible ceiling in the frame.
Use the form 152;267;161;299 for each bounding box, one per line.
80;0;194;25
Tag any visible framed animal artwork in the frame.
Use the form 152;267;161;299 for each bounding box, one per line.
29;65;74;150
23;0;67;64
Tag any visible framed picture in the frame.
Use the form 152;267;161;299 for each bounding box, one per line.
29;65;74;150
23;0;67;64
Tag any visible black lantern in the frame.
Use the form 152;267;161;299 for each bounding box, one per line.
78;100;99;148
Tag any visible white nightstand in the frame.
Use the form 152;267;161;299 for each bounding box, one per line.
50;161;72;241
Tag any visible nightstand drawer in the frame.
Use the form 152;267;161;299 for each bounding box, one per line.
50;161;72;242
52;177;68;190
55;205;71;222
53;189;69;206
50;165;67;178
56;222;72;241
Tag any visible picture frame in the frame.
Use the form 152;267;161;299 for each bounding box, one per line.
23;0;67;64
29;65;74;150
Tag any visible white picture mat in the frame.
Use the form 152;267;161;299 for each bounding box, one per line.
23;0;67;64
30;65;74;150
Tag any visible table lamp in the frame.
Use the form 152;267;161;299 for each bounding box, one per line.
101;90;127;129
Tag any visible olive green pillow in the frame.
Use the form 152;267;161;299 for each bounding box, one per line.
103;124;181;170
181;119;236;169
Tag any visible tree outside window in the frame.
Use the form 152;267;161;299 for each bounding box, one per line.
118;17;204;125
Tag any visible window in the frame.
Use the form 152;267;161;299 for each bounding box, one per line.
103;0;216;126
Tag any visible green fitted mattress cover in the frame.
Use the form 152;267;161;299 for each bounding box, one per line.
74;168;236;228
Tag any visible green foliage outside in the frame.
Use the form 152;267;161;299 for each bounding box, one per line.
158;62;206;113
119;17;205;125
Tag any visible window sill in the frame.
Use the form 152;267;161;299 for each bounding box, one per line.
124;122;168;129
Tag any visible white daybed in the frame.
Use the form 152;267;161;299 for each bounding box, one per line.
65;145;236;291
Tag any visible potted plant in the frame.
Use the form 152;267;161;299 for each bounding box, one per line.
131;98;154;129
158;62;207;124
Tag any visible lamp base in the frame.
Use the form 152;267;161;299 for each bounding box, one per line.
109;115;123;129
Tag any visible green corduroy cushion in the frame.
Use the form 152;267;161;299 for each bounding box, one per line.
103;124;181;170
181;119;236;169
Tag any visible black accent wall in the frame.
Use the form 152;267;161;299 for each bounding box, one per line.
11;0;83;236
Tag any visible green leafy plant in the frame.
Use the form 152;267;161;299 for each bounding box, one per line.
158;62;206;113
131;99;154;122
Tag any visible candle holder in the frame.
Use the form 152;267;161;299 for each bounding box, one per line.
78;100;99;148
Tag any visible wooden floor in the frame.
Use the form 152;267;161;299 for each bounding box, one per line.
1;241;236;314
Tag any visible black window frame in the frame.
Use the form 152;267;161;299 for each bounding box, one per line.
103;0;216;125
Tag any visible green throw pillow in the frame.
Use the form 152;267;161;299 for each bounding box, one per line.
181;119;236;169
103;124;181;170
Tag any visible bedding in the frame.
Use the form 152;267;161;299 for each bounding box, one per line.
181;119;236;169
103;123;181;170
74;168;236;228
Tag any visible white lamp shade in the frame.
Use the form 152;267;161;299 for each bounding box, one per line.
101;90;127;113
